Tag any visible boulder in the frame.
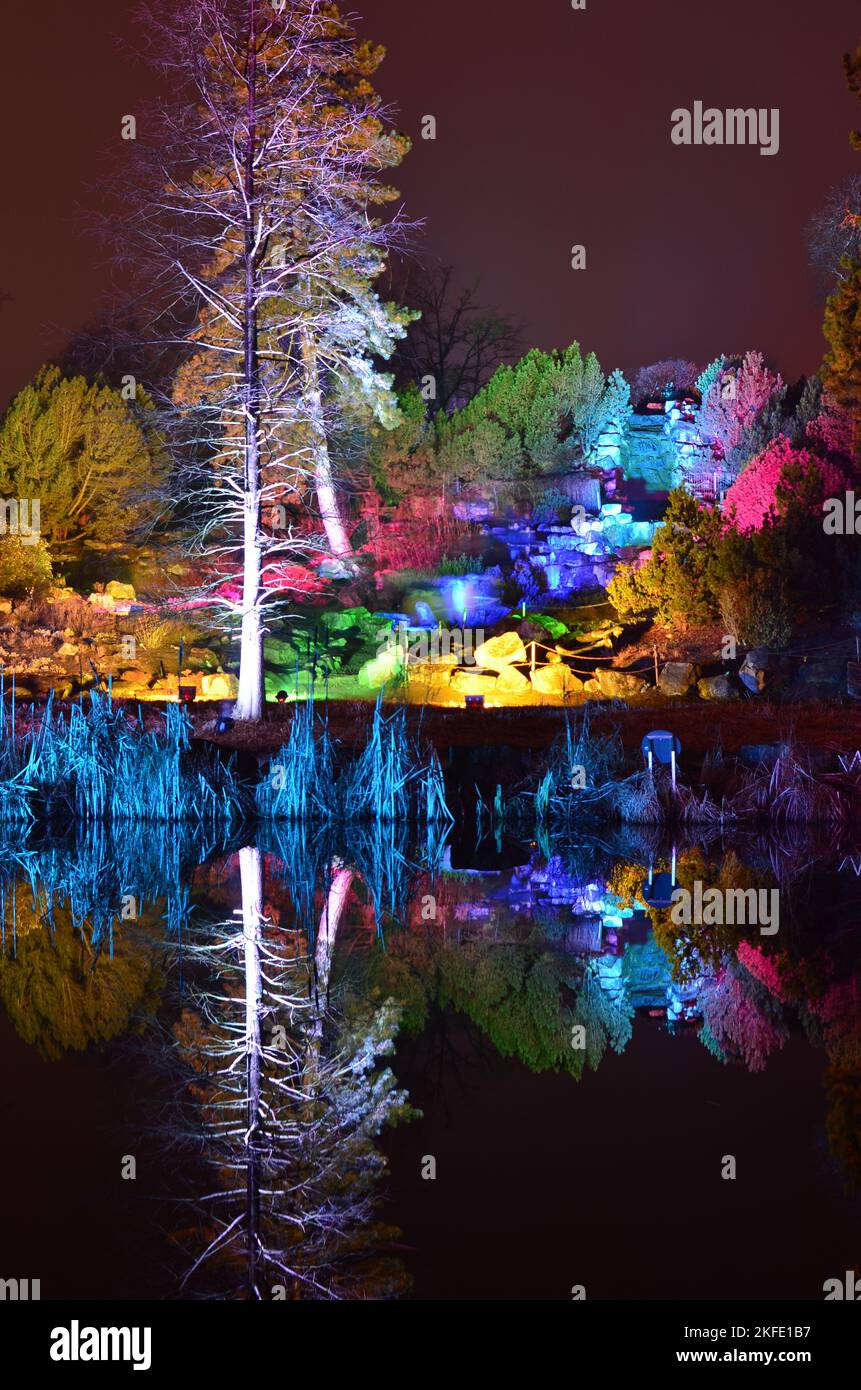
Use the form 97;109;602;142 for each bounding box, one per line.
200;672;239;700
593;668;648;699
56;641;79;657
530;664;583;697
697;674;739;701
474;632;527;669
577;624;622;648
408;658;455;690
789;660;844;699
739;648;770;694
264;638;302;668
318;557;356;580
516;620;555;647
357;646;404;689
518;613;568;640
88;593;116;610
105;581;136;602
450;671;499;697
496;665;530;695
658;661;696;696
738;647;794;695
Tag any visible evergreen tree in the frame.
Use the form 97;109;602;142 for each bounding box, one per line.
0;365;167;551
697;350;784;474
822;259;861;443
821;37;861;459
131;0;410;719
435;344;630;485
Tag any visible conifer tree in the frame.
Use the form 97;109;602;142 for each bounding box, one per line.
131;0;410;718
0;365;166;550
822;37;861;458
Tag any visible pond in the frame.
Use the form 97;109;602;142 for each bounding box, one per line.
0;817;859;1300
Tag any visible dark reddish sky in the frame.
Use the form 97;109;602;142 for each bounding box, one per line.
1;0;859;408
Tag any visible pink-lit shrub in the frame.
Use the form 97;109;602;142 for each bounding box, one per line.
723;435;849;533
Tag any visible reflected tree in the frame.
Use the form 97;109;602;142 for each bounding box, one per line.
172;845;414;1299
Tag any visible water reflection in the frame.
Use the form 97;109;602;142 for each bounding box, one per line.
1;819;860;1297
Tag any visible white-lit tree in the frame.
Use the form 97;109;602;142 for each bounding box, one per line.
129;0;411;718
173;844;412;1300
696;350;785;475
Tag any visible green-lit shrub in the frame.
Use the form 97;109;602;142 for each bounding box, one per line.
608;489;720;625
608;486;825;645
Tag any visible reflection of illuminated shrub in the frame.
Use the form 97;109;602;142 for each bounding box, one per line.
825;1068;861;1192
699;963;789;1072
375;935;591;1077
607;861;647;910
0;914;162;1059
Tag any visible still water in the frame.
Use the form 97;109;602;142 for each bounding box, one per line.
1;819;859;1300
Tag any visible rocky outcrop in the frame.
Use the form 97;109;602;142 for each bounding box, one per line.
530;664;583;697
738;648;772;694
451;671;499;697
474;632;527;669
593;668;649;699
496;665;531;694
697;674;739;700
200;672;239;700
658;661;697;696
105;581;136;602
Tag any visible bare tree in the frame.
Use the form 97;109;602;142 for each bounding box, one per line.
172;845;411;1300
391;261;521;415
807;174;861;296
123;0;411;718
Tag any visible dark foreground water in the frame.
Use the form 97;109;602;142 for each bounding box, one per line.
0;820;859;1301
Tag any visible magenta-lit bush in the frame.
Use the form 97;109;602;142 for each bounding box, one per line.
723;435;850;533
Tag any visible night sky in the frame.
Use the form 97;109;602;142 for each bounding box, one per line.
1;0;859;409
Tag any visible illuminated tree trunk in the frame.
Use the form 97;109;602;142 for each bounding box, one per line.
233;0;264;721
235;483;264;720
301;326;353;558
314;859;354;1014
239;843;264;1300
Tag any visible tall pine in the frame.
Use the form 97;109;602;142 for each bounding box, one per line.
822;38;861;457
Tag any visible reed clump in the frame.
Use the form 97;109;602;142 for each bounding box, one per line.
256;698;453;825
0;683;244;825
